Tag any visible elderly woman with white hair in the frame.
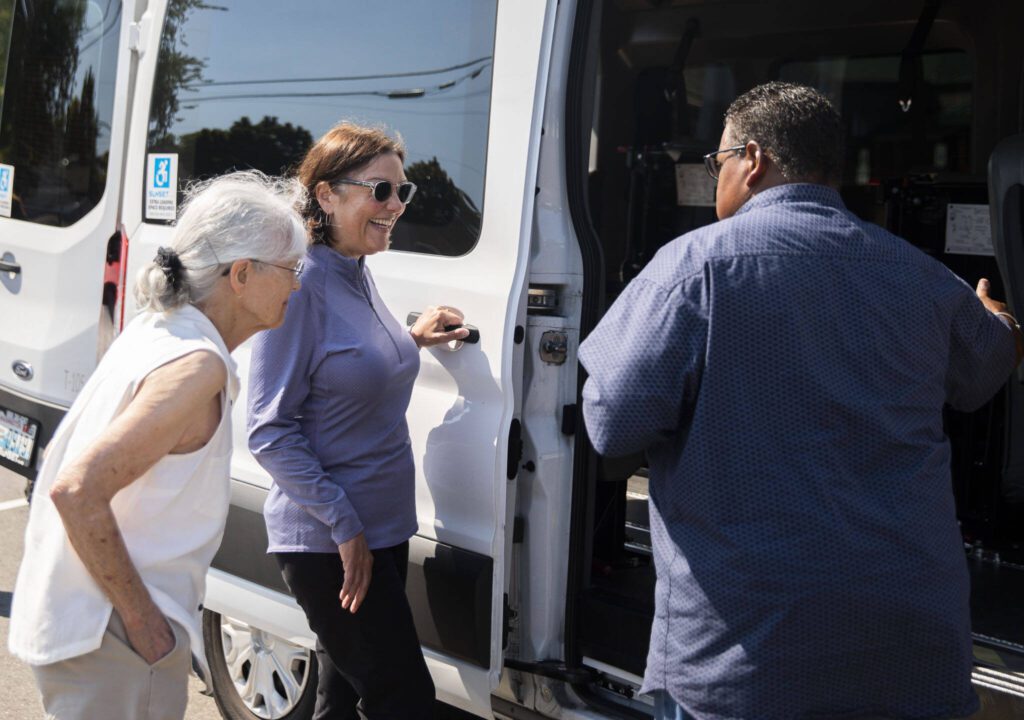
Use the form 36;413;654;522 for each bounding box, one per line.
7;170;308;720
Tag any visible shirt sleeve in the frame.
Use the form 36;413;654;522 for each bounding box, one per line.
579;273;708;457
945;286;1018;412
247;275;365;545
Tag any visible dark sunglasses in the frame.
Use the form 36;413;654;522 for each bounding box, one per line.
334;178;417;204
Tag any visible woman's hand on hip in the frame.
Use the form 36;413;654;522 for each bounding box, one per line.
338;533;373;614
410;305;470;349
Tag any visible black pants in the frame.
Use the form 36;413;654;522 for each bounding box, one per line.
276;543;435;719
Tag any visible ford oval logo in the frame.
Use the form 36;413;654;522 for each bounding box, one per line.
12;360;33;381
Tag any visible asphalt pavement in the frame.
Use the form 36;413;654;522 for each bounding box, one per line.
0;467;221;720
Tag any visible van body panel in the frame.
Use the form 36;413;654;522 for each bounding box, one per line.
0;0;136;460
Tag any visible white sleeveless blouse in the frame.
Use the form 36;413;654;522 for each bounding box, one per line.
8;305;239;679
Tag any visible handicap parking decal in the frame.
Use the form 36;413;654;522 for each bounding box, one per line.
146;154;179;220
0;164;14;218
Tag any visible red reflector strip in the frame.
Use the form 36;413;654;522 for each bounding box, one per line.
117;225;130;331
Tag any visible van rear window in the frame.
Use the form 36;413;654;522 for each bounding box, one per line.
145;0;498;257
0;0;122;226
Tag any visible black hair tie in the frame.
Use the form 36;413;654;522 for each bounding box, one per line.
154;247;184;293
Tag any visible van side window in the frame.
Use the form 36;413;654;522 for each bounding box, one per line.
144;0;498;257
0;0;122;227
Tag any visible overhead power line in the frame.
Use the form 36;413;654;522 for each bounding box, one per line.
184;56;493;90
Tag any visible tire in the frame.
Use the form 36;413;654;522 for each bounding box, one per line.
202;610;318;720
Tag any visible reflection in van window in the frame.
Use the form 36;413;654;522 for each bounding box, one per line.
145;0;498;257
0;0;14;107
0;0;121;226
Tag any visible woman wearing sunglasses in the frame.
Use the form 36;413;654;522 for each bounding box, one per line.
246;122;467;718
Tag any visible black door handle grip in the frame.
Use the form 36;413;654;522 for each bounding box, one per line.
406;312;480;344
0;259;21;274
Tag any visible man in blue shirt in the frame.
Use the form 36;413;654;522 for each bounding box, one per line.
579;82;1023;720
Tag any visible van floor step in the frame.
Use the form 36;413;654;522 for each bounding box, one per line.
969;555;1024;652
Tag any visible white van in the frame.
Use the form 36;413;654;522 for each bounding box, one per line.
2;0;1024;718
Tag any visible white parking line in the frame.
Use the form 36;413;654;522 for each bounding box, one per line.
0;497;28;512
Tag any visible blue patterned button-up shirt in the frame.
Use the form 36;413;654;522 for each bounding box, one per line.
579;184;1017;720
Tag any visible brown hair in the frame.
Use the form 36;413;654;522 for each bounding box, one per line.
296;122;406;245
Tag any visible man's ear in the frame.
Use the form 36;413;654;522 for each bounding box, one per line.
744;141;770;188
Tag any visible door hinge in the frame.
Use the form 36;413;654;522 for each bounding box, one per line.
506;419;522;480
502;593;516;650
512;516;525;544
127;15;152;55
561;403;576;435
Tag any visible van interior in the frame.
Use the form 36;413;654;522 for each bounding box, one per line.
568;0;1024;705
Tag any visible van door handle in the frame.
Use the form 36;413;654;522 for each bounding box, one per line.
406;312;480;344
0;258;21;274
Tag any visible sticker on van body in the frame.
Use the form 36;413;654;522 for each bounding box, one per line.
0;164;14;218
945;203;993;256
146;154;179;220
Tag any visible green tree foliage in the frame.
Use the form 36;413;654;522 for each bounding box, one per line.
0;0;15;106
147;0;221;145
396;157;482;255
0;0;103;223
176;115;314;178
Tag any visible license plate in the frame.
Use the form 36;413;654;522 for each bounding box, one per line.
0;406;39;468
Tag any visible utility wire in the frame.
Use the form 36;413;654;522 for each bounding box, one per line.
180;62;490;104
185;56;492;89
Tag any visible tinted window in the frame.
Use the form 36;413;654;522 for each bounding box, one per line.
780;52;973;184
0;0;122;226
145;0;498;257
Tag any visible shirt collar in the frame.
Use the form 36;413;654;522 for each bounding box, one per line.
733;183;845;217
310;241;365;279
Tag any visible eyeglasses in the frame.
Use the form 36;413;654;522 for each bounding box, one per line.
220;258;304;277
703;144;747;181
334;178;417;204
259;259;304;278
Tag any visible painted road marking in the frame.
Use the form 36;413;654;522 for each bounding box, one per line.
0;498;28;512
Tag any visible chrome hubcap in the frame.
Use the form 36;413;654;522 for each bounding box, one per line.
220;616;311;719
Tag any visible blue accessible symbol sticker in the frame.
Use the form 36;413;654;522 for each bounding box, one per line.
146;153;179;220
153;157;172;189
0;164;14;218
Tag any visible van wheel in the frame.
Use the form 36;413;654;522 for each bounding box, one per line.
202;610;317;720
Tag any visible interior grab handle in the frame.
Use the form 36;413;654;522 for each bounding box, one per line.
406;312;480;344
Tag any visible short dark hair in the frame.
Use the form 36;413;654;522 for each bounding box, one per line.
724;82;843;185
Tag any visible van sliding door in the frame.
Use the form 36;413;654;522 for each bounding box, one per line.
367;1;557;713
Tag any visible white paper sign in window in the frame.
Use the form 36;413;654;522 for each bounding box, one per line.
675;163;716;207
146;154;178;221
945;203;993;256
